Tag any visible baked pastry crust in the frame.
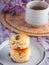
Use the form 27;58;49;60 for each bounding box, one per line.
10;47;31;63
9;34;30;49
9;34;31;63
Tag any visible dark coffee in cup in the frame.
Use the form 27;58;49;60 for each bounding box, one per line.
30;6;45;10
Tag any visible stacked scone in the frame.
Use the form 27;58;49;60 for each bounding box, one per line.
9;34;31;63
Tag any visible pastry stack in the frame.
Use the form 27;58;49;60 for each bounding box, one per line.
9;34;31;63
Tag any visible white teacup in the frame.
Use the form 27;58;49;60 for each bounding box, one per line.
25;1;49;27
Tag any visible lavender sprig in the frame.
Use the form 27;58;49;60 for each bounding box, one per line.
2;0;27;15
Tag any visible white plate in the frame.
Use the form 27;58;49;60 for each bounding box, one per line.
0;38;46;65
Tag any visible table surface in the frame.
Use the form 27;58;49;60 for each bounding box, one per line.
0;2;49;65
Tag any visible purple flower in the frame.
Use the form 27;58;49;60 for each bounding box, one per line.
22;0;31;3
3;4;9;12
21;6;26;11
16;0;22;6
37;37;43;42
2;0;28;15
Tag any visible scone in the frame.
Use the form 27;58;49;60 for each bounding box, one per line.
9;34;30;49
9;34;31;63
10;47;31;63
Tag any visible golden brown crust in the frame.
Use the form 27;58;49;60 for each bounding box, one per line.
9;47;31;63
9;34;30;49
